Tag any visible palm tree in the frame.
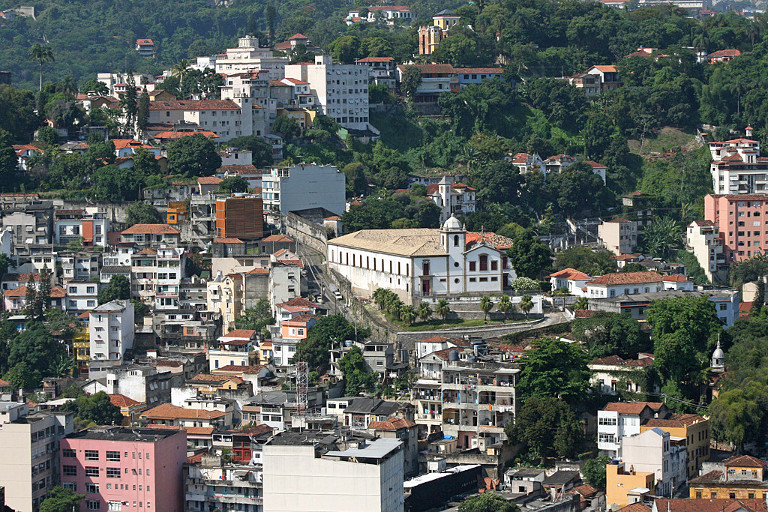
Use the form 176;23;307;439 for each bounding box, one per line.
573;297;589;311
373;288;387;310
62;77;78;102
436;298;450;321
479;295;494;322
640;217;682;260
520;294;534;320
29;44;55;91
400;305;416;326
172;58;191;84
417;301;432;322
497;295;512;321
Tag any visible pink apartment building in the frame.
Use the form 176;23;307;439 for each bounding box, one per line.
60;427;186;512
704;193;768;261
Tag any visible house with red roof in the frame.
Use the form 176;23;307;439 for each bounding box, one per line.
585;64;622;92
598;401;671;457
586;271;664;298
396;63;458;110
506;152;546;174
549;268;592;296
355;56;397;88
708;49;741;64
707;130;766;196
588;354;655;395
662;274;694;291
135;38;155;58
109;393;146;424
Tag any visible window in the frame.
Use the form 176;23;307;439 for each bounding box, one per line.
106;451;120;461
85;466;100;477
479;255;488;271
86;483;99;493
469;261;476;271
86;500;101;511
63;448;76;458
63;482;77;492
63;465;77;476
491;260;498;271
85;450;99;460
107;467;121;478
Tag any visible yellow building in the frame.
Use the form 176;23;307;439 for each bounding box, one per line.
73;328;90;376
607;462;655;509
276;107;316;131
641;413;710;478
689;455;768;500
258;341;273;364
432;9;460;30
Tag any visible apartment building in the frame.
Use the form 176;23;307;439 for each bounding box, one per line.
597;401;670;457
209;329;259;371
59;426;186;512
355;57;397;88
65;280;99;315
439;361;518;450
185;450;267;512
687;220;727;282
54;208;109;247
262;433;404;512
130;247;186;310
0;401;74;512
704;193;768;262
396;64;457;108
284;55;370;131
59;251;102;283
261;163;346;216
206;271;243;330
215;195;264;240
215;35;289;80
620;428;687;498
598;218;638;256
1;200;54;252
641;413;710;478
89;300;135;363
120;224;181;249
709;132;767;195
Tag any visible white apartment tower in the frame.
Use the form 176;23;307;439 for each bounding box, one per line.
709;132;768;194
261;163;346;216
89;299;135;362
686;220;725;283
284;55;370;131
215;35;289;80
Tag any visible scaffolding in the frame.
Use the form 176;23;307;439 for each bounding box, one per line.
296;361;309;414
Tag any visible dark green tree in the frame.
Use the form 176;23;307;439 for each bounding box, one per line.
136;91;150;134
166;133;221;177
39;485;84;512
505;395;584;460
339;346;377;395
217;176;250;193
226;135;274;166
125;202;162;226
0;129;18;190
582;456;612;490
400;67;422;101
554;247;617;275
506;229;552;279
517;337;590;404
63;391;123;426
458;493;520;512
98;275;131;304
272;115;301;140
295;315;369;373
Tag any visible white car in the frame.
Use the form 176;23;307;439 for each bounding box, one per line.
334;291;343;301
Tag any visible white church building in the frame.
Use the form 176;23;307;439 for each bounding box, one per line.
327;216;516;303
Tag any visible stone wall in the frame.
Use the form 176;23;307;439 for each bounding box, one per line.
283;212;327;255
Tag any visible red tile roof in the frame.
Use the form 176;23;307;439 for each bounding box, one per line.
4;286;29;298
122;224;180;235
213;364;267;374
109;394;142;408
148;100;240;111
454;67;504;74
644;413;706;428
263;234;293;242
465;232;515;250
136;38;154;45
588;271;662;286
136;248;158;255
222;329;256;339
549;268;591;280
213;237;245;244
397;64;455;74
198;176;223;185
709;49;742;58
654;499;767;512
589;355;653;367
111;139;157;150
574;309;596;318
590;65;618;73
155;131;218;140
368;417;417;430
603;402;652;414
279;297;318;309
663;274;689;282
50;285;66;298
723;455;767;468
356;57;395;63
283;314;316;325
190;373;245;384
617;504;651;512
141;403;226;420
0;379;11;387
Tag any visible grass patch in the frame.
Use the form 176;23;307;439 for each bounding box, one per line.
628;127;698;156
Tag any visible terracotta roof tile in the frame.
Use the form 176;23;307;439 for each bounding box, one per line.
723;455;767;468
122;224;180;235
198;176;223;185
368;417;417;430
141;403;225;420
222;329;256;339
213;364;266;374
190;373;244;384
588;271;662;286
654;499;767;512
603;402;654;414
549;268;592;280
109;394;142;408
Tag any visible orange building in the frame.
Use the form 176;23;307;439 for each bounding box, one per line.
167;201;188;224
215;195;264;240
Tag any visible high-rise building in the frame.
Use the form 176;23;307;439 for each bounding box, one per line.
284;56;370;131
0;401;73;512
261;164;345;216
704;193;768;262
215;36;289;80
89;300;135;363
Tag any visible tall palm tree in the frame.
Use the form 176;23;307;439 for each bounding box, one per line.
520;294;534;320
172;58;191;84
479;295;494;322
497;295;512;322
436;299;450;321
29;44;55;91
417;301;432;323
